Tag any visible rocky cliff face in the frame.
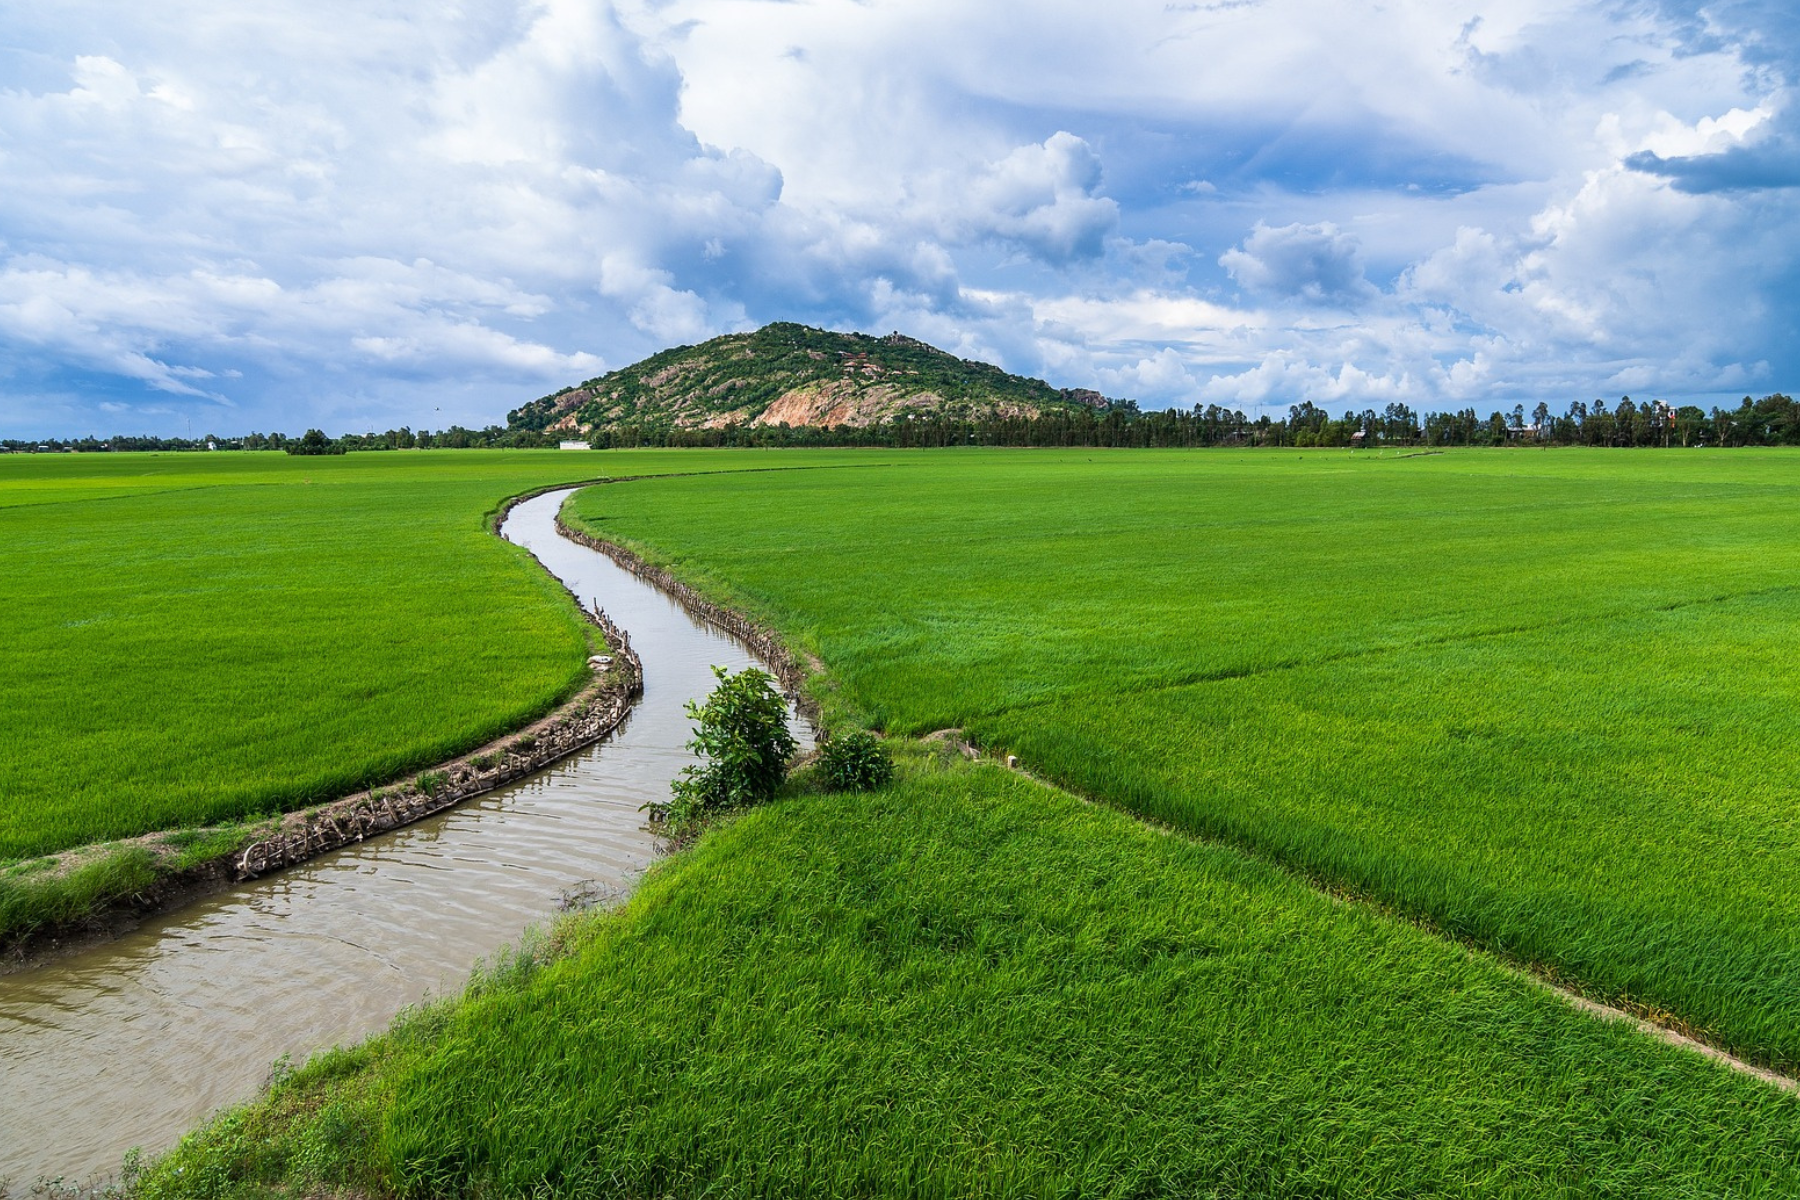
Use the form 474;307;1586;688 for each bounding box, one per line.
508;323;1117;435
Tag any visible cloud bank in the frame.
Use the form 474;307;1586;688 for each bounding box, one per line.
1;0;1795;435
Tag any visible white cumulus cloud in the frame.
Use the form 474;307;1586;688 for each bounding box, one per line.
0;0;1794;435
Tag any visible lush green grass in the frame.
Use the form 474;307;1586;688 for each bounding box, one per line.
567;448;1800;1066
0;449;898;868
140;750;1800;1199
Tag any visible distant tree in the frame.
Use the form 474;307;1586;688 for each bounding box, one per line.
1674;406;1706;447
1615;398;1640;447
286;428;343;456
1587;400;1615;447
1712;406;1737;447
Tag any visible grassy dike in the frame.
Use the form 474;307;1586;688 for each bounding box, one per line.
137;744;1800;1198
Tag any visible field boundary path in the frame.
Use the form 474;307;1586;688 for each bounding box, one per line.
954;732;1800;1095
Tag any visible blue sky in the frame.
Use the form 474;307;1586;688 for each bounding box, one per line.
2;0;1796;437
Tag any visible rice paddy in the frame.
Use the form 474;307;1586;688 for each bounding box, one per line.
566;448;1800;1067
17;445;1800;1195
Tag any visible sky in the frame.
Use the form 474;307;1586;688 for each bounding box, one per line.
2;0;1797;438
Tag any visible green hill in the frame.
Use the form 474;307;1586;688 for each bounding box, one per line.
508;323;1117;436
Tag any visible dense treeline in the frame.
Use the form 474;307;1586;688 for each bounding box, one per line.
3;434;240;454
3;424;559;455
317;425;561;451
9;392;1796;454
581;393;1800;450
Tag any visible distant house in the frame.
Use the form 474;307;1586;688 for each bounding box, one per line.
559;440;590;450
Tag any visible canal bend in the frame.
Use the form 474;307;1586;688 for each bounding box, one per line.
0;487;809;1184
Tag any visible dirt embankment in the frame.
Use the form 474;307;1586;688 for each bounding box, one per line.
232;607;641;879
5;606;641;968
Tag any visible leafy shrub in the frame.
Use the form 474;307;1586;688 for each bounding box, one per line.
416;770;448;797
651;666;796;831
816;730;895;793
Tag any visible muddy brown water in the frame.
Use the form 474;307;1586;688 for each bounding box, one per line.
0;488;810;1186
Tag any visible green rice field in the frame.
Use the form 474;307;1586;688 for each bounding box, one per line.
565;449;1800;1067
141;749;1800;1198
16;445;1800;1195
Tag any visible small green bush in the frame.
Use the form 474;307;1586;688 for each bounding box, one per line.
651;665;796;832
816;731;895;793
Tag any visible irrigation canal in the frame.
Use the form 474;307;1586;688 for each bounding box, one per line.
0;487;812;1185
